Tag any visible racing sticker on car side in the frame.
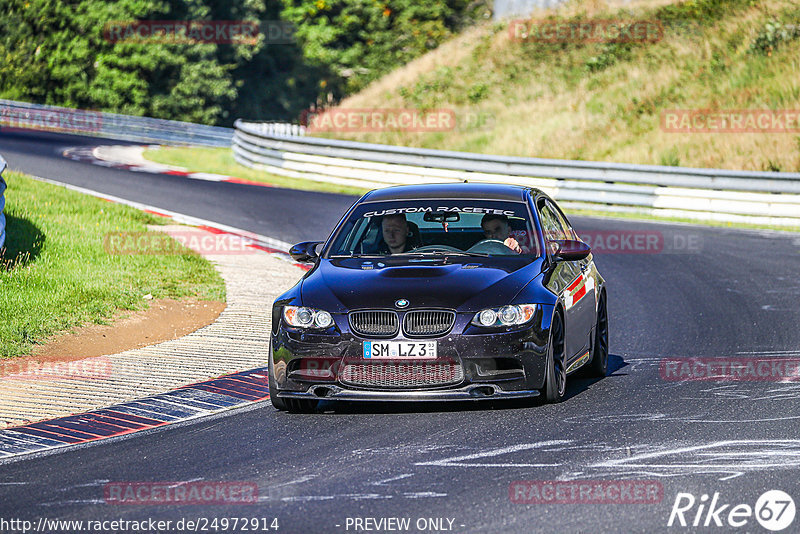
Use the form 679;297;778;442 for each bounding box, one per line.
564;272;595;310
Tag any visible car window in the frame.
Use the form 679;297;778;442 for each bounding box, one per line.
537;199;576;254
326;199;541;258
538;201;564;241
549;201;577;240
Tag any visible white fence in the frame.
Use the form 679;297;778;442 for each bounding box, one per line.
0;99;232;146
233;119;800;227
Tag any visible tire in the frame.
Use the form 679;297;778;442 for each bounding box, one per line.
542;311;567;403
587;292;608;378
268;359;288;411
269;373;319;413
268;359;317;413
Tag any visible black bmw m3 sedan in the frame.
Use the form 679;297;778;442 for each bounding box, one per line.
269;183;608;411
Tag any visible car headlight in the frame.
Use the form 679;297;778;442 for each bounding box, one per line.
283;306;334;329
471;304;537;327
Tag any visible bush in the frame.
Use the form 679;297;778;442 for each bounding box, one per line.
750;19;800;55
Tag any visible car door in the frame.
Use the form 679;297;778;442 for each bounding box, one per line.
537;199;593;362
550;201;596;359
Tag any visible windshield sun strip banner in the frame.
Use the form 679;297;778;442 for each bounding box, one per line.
362;206;518;217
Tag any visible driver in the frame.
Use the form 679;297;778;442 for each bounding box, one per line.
380;214;416;254
481;214;522;253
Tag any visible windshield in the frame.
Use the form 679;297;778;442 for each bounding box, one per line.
326;199;541;258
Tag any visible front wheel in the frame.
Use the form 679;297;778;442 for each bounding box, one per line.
268;355;317;412
268;359;288;411
542;311;567;403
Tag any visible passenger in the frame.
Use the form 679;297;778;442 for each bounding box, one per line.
480;214;522;253
380;214;416;254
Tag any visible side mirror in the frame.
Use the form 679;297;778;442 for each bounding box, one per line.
289;241;323;263
553;240;591;261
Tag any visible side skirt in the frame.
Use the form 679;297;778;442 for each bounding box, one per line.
566;350;591;374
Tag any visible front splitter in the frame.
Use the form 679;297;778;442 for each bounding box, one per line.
279;383;540;402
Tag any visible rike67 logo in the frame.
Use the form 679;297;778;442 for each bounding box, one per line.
668;490;795;531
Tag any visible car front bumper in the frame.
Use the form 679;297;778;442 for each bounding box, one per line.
270;309;551;401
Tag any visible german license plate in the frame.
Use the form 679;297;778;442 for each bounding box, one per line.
363;340;437;359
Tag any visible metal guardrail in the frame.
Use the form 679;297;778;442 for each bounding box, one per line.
0;99;233;146
238;121;307;137
493;0;568;20
0;154;6;250
233;119;800;226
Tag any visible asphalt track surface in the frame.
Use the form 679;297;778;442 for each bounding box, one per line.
2;130;800;533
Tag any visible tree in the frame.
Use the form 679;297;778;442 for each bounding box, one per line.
0;0;237;124
280;0;486;99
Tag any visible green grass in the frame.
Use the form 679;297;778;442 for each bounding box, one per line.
143;146;368;196
0;171;226;358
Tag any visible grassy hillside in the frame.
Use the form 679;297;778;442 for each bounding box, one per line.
329;0;800;172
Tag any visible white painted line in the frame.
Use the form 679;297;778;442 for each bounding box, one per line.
371;474;414;486
592;439;800;470
24;174;294;254
188;172;229;181
415;440;571;467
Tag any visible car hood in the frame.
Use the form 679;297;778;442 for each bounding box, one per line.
300;256;544;312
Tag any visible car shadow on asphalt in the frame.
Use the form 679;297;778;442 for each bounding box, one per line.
308;354;628;415
562;353;628;403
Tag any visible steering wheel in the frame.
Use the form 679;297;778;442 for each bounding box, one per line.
467;239;513;254
412;244;463;253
